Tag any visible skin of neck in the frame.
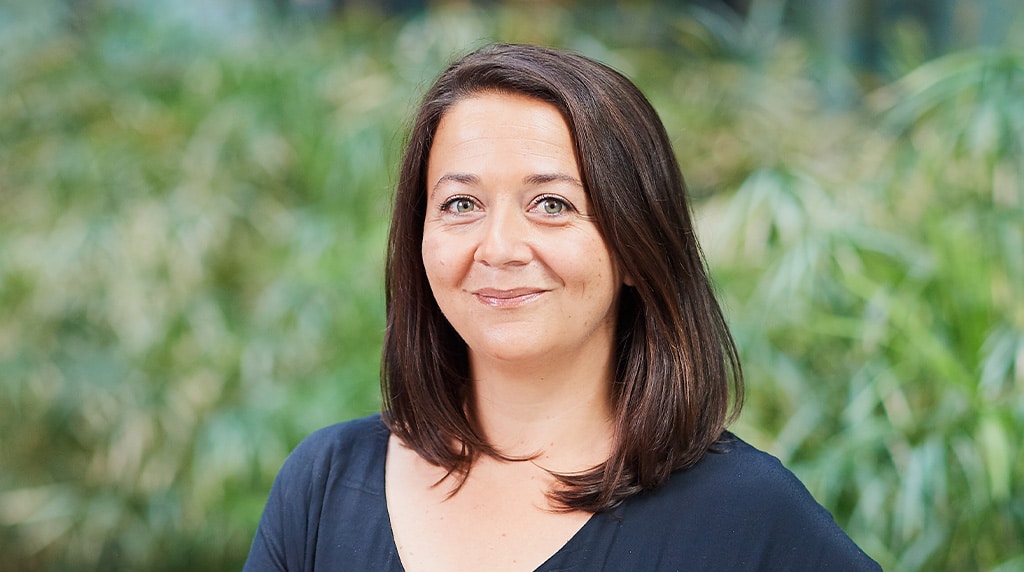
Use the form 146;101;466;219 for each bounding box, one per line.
466;348;616;474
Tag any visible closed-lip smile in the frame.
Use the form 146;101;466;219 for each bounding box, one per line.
471;287;546;308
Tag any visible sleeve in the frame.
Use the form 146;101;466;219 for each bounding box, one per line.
243;432;331;572
731;455;881;571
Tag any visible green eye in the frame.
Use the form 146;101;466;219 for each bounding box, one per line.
542;198;565;214
454;199;474;213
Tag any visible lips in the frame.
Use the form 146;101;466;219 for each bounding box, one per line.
471;287;546;308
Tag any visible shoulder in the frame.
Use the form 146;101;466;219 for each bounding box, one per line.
283;414;389;472
680;434;861;539
622;433;812;510
244;414;394;571
689;433;821;510
275;414;388;492
609;432;880;570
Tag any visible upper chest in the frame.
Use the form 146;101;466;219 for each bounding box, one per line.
384;435;594;572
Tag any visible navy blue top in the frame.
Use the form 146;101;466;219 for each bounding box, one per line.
245;415;880;571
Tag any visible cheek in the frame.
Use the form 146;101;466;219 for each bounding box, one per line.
421;250;443;287
570;239;618;287
422;234;456;290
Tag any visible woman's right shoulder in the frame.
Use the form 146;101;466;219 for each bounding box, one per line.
244;415;395;570
275;413;389;485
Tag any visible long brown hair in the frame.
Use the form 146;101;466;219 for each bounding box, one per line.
382;43;743;512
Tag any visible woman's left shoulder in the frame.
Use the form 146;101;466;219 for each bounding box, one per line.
663;432;847;528
613;432;882;570
689;432;820;503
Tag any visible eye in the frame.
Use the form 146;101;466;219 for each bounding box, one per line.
531;195;574;216
541;198;565;214
440;196;478;214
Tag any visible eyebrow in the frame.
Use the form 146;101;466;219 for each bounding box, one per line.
523;173;585;188
432;173;480;194
431;172;584;196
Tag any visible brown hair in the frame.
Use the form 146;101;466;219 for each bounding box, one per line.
381;43;743;512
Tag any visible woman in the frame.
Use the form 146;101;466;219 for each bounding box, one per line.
245;44;880;571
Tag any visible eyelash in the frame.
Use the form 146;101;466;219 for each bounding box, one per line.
438;195;477;214
437;195;577;215
532;194;575;215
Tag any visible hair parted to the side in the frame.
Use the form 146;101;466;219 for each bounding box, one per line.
382;43;743;512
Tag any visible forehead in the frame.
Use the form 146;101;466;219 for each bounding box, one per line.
427;92;580;177
436;91;571;141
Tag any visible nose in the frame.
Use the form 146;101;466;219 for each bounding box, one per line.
473;206;532;267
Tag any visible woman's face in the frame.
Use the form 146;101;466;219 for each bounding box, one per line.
422;92;623;367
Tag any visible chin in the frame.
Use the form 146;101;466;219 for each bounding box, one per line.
466;336;553;365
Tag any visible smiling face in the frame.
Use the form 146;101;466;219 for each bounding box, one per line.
422;92;623;369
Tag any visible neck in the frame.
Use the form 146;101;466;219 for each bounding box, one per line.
467;352;615;473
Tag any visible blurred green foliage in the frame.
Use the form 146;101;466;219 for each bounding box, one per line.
1;1;1022;570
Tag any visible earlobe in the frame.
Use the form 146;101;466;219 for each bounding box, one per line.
616;261;635;287
622;270;635;287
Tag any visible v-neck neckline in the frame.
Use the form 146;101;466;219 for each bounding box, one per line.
374;418;605;571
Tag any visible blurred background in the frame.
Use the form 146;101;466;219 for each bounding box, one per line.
1;0;1022;570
